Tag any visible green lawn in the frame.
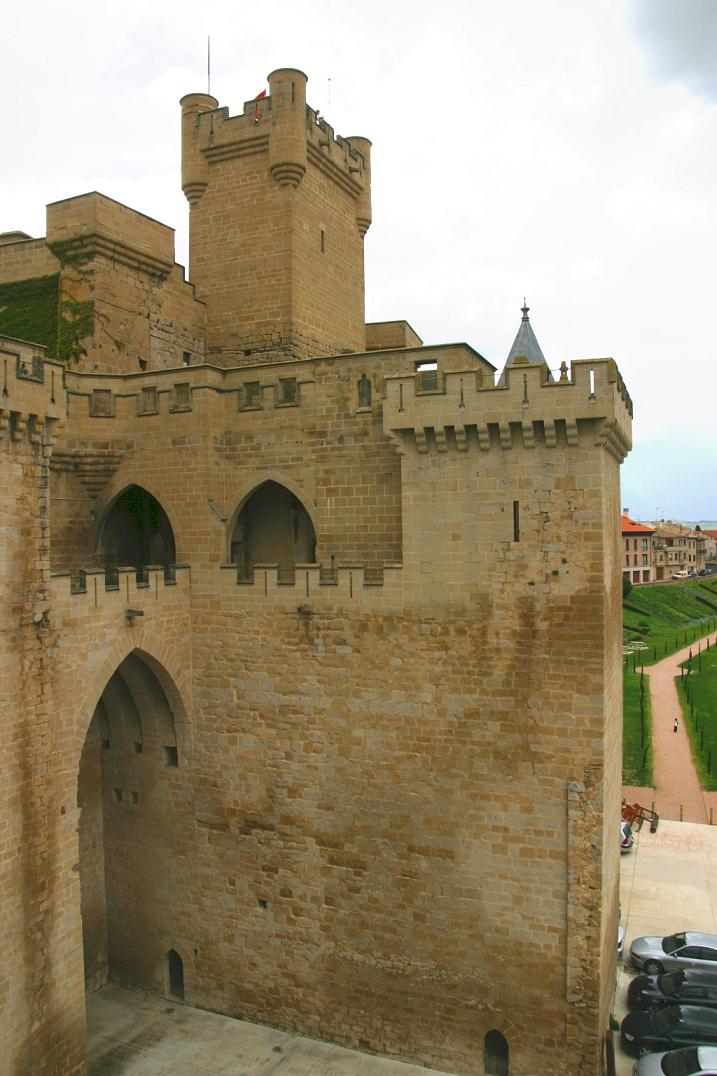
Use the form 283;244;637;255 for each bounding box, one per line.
623;667;653;787
622;579;717;784
623;579;717;667
678;641;717;792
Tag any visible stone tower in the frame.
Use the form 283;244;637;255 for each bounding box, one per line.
181;68;372;365
0;68;633;1076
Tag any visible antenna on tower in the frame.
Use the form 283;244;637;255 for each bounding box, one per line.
207;36;211;95
328;76;331;124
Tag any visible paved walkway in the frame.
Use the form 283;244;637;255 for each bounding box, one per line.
615;819;717;1074
632;634;717;823
87;984;455;1076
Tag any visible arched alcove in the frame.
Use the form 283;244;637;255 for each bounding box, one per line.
230;480;317;578
484;1029;509;1076
77;651;185;996
97;485;176;572
167;949;185;1000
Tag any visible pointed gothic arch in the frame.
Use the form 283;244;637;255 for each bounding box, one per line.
228;478;317;577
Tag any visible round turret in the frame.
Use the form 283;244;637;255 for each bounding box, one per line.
346;137;372;237
267;69;308;188
180;93;218;206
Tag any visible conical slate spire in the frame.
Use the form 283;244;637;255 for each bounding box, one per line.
498;300;552;384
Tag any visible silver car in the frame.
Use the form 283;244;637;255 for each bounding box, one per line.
631;934;717;976
633;1044;717;1075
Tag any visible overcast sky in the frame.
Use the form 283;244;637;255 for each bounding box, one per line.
2;0;715;522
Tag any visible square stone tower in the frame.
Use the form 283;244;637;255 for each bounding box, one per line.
181;69;372;365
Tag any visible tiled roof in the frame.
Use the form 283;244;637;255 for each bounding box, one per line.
621;514;654;535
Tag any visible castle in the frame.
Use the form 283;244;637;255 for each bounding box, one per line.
0;68;632;1075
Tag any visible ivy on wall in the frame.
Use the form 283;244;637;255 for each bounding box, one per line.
0;274;60;352
0;242;96;362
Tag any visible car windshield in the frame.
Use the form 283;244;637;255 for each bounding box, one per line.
654;1008;682;1033
662;1046;700;1076
663;933;687;954
660;972;687;993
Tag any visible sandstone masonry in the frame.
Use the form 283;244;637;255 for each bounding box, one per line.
0;67;632;1076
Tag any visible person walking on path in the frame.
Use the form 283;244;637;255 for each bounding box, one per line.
642;635;717;824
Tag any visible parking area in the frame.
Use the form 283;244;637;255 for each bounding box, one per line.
616;817;717;1074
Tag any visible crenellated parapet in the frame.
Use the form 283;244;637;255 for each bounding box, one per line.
50;564;190;616
383;357;632;462
180;68;370;215
0;336;66;447
218;561;405;615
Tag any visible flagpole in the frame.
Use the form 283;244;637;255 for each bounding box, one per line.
207;36;211;96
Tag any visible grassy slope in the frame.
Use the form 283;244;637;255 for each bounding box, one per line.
622;579;717;785
678;642;717;792
623;668;653;786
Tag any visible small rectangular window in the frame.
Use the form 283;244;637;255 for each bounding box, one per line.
138;386;158;415
171;382;191;411
415;360;438;392
242;381;262;408
279;378;298;405
91;389;113;417
164;745;179;768
112;788;123;803
182;351;191;366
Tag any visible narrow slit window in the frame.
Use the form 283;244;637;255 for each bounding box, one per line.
164;745;179;768
513;501;520;542
320;227;325;253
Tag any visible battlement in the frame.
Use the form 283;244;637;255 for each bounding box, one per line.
0;336;66;443
218;561;405;615
46;192;176;277
181;69;369;202
50;564;190;615
60;342;491;424
383;357;632;461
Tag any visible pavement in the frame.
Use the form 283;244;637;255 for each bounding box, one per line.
86;983;454;1075
615;817;717;1074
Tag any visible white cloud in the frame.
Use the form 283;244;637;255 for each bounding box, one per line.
1;0;715;520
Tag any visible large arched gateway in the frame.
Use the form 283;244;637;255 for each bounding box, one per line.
77;651;190;998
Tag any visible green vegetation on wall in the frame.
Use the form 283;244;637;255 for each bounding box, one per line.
0;274;60;352
0;242;95;362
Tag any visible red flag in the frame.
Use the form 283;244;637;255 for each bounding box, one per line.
255;89;266;99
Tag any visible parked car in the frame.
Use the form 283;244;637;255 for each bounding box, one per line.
673;570;690;580
629;969;717;1011
631;934;717;976
621;1005;717;1057
632;1044;717;1075
622;820;635;853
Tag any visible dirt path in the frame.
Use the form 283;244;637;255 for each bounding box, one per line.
641;635;717;823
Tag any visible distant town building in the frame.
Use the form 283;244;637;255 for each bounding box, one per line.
621;510;655;584
651;520;705;579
